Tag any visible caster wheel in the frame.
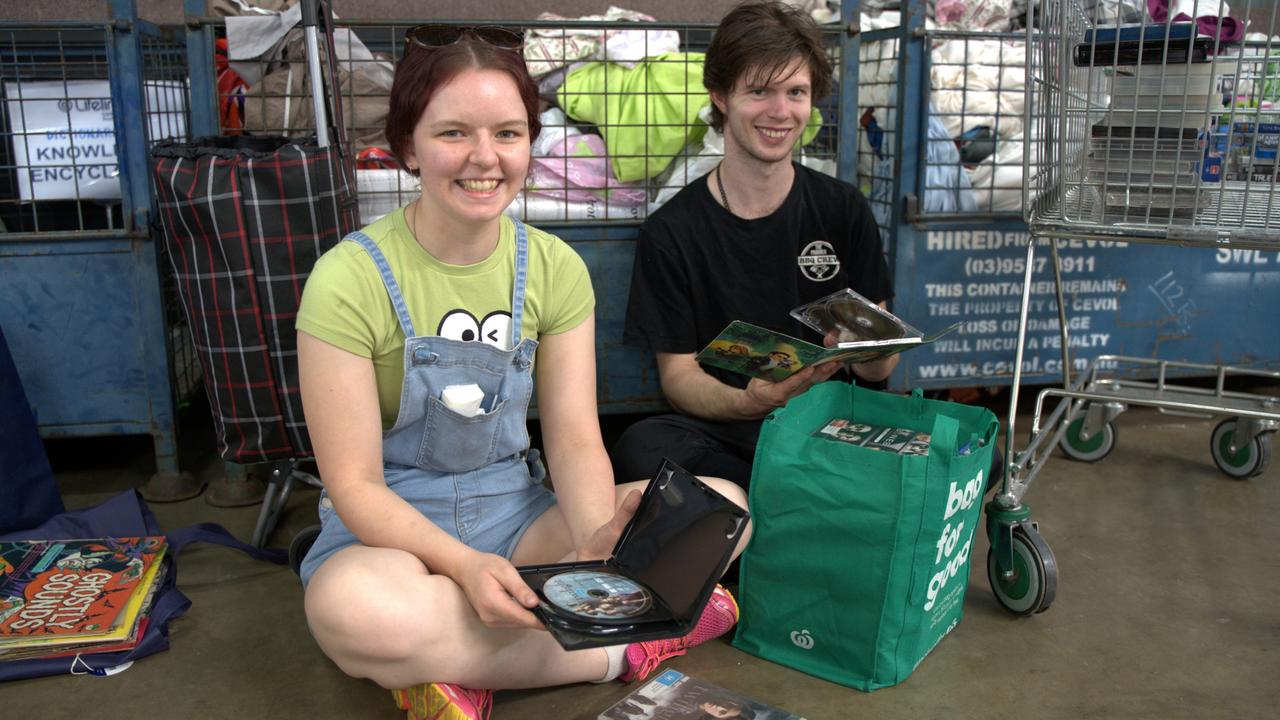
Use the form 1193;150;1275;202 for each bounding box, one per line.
1060;417;1116;463
1210;419;1272;479
988;524;1058;616
288;525;322;578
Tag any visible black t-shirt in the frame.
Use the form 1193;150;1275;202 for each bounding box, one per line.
623;162;893;390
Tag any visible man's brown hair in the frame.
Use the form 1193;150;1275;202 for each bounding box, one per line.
703;1;834;132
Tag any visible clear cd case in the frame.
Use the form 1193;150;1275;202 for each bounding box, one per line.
789;287;923;348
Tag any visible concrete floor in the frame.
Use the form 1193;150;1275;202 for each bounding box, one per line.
5;405;1279;720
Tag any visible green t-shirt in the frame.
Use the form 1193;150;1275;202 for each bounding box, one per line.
297;209;594;428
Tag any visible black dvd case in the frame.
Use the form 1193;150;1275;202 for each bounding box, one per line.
517;459;750;650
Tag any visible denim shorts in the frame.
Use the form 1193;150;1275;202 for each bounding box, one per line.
299;456;557;587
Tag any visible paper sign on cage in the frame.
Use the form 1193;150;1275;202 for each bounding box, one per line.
4;79;187;202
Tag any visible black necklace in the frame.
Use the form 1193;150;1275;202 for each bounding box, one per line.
715;163;732;214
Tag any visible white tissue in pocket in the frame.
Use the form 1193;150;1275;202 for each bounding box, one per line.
441;384;485;417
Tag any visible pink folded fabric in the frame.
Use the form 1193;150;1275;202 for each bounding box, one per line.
527;133;648;206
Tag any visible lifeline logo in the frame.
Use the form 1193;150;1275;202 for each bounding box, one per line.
790;629;814;650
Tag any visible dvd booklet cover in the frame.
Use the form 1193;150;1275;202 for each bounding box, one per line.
695;319;954;384
599;668;806;720
694;288;954;383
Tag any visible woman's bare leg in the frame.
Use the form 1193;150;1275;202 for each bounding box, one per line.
304;477;749;691
304;545;608;690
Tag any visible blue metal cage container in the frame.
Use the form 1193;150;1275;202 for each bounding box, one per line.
0;0;197;495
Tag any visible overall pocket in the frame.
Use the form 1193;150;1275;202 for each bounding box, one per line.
417;394;509;473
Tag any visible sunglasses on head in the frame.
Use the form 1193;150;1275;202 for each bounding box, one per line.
405;24;525;52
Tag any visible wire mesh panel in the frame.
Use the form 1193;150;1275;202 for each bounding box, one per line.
140;27;192;150
1028;0;1280;246
0;23;190;236
136;23;201;404
926;29;1029;217
0;24;118;234
206;16;845;228
857;26;899;237
857;18;1034;223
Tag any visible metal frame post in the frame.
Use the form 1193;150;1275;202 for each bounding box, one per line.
108;0;188;487
837;0;863;184
184;0;219;137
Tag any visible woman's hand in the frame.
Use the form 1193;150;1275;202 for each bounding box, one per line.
452;550;545;630
576;490;642;561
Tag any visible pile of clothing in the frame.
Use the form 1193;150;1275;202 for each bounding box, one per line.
518;6;832;221
856;0;1253;215
216;2;834;225
856;0;1029;214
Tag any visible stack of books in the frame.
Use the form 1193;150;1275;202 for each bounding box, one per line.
1080;23;1225;219
0;537;168;663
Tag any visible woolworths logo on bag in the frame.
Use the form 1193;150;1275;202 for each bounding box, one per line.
790;629;814;650
924;469;984;612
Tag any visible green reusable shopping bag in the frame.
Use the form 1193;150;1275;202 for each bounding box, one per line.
733;381;998;691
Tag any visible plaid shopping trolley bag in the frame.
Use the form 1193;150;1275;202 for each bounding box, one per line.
150;0;357;463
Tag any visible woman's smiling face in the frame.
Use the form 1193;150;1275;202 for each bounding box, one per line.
406;67;531;228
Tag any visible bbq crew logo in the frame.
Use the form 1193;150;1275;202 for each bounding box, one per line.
797;240;839;281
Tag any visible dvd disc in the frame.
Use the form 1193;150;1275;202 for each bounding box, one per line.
827;299;902;340
541;570;653;621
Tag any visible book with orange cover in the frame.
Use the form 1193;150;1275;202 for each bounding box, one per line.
0;537;167;652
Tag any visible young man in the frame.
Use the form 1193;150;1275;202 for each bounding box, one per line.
613;1;896;489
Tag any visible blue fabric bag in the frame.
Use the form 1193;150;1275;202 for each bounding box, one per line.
0;491;286;681
0;324;64;535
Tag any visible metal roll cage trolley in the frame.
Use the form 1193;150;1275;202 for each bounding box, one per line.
987;0;1280;615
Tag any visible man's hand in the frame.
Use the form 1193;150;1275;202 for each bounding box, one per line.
820;302;900;382
453;550;545;630
737;361;841;417
577;490;642;561
823;330;897;382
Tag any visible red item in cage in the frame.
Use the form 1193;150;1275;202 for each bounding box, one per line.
356;147;398;170
215;38;247;134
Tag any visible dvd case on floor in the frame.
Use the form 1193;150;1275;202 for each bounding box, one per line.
599;669;806;720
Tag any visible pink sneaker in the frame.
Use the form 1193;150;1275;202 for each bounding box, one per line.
618;584;740;683
392;681;493;720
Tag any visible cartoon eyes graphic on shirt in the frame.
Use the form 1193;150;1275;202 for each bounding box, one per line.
437;309;513;349
479;311;514;348
438;309;481;343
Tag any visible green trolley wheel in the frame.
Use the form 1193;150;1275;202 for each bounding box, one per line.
1210;419;1272;479
1060;417;1116;463
988;525;1058;616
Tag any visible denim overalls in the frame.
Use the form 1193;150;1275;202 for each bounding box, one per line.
299;219;557;587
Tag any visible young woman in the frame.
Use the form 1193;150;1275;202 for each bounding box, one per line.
295;25;749;720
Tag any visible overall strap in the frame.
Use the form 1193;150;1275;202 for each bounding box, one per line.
345;230;415;338
509;218;529;349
